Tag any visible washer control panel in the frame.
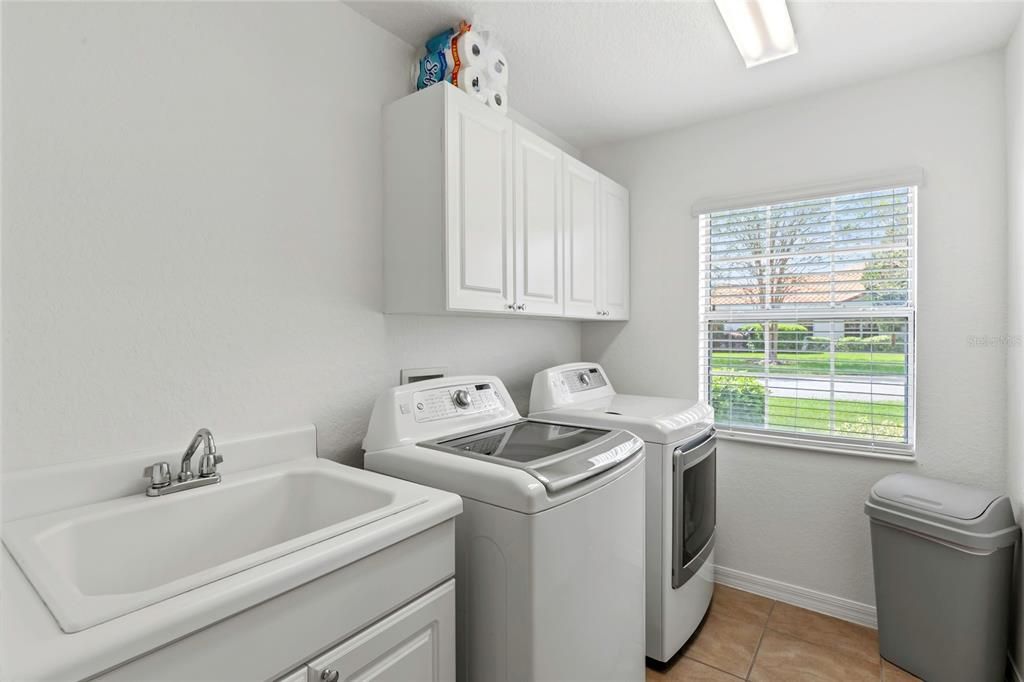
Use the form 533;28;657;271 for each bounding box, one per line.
561;366;608;393
412;382;504;422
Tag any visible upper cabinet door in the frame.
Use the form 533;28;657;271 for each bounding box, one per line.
514;128;564;316
445;92;514;313
599;176;630;320
563;157;601;319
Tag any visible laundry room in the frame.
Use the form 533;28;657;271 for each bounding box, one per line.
2;1;1023;681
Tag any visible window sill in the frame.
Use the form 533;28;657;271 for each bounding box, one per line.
716;429;917;462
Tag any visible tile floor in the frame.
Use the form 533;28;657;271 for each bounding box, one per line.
645;585;921;682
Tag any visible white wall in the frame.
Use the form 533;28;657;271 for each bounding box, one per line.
1;2;580;472
582;53;1008;606
1005;11;1024;670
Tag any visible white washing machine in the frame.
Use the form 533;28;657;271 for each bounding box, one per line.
530;363;716;663
363;375;646;682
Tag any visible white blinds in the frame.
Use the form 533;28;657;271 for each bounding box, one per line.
697;186;916;454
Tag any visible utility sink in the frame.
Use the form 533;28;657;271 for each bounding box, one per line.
2;459;428;633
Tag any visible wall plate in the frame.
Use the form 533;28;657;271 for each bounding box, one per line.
400;367;447;385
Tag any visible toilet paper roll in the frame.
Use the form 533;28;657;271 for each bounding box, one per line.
484;88;508;116
457;65;487;99
454;30;487;69
484;49;509;88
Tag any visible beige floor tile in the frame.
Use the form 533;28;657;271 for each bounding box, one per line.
646;656;742;681
749;630;881;682
710;584;775;626
681;610;765;678
766;602;879;664
881;658;922;681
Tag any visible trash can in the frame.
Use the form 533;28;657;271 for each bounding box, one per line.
865;473;1019;682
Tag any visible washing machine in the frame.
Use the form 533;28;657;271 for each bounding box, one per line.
363;375;646;682
530;363;716;663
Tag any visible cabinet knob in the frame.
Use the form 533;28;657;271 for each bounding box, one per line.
506;303;515;310
516;303;526;311
321;670;340;682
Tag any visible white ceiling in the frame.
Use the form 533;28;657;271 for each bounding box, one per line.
348;1;1022;149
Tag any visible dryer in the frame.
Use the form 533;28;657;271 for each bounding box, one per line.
363;375;646;681
530;363;716;662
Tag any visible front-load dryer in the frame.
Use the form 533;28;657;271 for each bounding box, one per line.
363;375;646;682
530;363;716;662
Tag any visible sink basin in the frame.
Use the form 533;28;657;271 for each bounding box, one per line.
3;460;428;633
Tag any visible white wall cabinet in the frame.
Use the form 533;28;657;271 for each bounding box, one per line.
563;157;601;318
563;161;631;320
444;89;515;313
599;175;630;320
384;83;628;321
514;126;564;316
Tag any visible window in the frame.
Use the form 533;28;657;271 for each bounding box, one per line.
698;186;916;456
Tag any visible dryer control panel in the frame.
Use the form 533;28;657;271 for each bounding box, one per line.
412;382;504;422
561;366;608;393
529;363;617;412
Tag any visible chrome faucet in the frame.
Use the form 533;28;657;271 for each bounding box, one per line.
179;427;216;482
143;428;224;497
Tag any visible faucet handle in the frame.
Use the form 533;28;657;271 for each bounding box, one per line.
143;461;172;488
197;452;224;478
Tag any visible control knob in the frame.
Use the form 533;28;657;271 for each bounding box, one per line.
578;372;591;387
453;389;472;408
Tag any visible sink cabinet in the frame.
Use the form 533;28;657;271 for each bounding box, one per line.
300;581;454;682
383;83;628;321
92;521;457;682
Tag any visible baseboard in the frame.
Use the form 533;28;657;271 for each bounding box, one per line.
714;564;877;629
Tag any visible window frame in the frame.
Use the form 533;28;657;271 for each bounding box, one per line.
697;183;918;459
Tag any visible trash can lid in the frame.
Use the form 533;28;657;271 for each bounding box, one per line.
865;473;1019;551
873;473;999;520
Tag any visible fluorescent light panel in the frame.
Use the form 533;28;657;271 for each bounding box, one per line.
714;0;798;68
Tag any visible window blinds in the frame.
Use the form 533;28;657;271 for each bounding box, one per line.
698;186;916;454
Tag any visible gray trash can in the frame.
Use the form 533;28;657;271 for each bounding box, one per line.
865;473;1019;682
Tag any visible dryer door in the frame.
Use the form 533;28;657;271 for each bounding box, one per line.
672;431;716;589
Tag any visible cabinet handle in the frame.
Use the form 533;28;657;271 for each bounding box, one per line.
506;303;515;310
321;670;340;682
517;304;526;311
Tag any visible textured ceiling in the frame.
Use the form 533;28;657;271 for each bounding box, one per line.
348;1;1022;149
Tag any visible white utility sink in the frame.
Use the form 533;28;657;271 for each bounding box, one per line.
2;459;428;633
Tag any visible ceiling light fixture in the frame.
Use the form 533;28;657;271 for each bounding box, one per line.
714;0;798;68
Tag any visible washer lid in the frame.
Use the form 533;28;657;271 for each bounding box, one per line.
424;420;643;492
531;394;714;445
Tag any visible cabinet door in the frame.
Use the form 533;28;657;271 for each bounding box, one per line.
563;157;601;319
514;128;564;316
307;580;455;682
599;176;630;320
445;93;514;313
